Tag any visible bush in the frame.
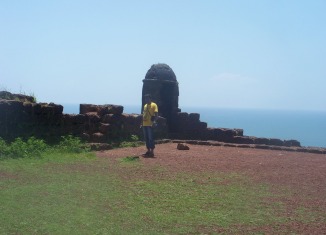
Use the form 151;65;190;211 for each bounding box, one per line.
57;135;89;153
0;138;10;159
119;135;142;148
0;137;47;159
0;135;89;160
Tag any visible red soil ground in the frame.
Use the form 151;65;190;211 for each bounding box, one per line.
97;143;326;234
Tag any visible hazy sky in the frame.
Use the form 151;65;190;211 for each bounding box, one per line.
1;0;325;111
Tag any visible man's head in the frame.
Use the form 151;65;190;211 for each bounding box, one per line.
144;94;152;104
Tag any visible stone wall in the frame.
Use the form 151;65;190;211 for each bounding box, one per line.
171;111;301;147
171;112;240;141
0;92;168;143
77;104;168;142
0;91;301;148
0;100;64;141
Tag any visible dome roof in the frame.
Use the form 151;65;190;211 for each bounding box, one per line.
145;63;177;81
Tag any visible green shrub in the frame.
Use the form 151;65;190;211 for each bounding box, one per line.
0;135;89;160
57;135;89;153
119;135;142;148
130;134;139;142
0;138;10;159
26;137;47;155
0;137;47;159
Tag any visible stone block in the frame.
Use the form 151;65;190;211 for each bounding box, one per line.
121;114;142;133
91;132;106;143
254;137;270;145
204;128;218;140
234;129;244;136
177;112;189;120
74;114;87;124
32;103;42;114
188;113;200;122
215;128;236;142
269;138;284;146
84;112;101;123
98;105;124;116
232;136;255;144
80;104;98;114
101;114;122;124
284;139;301;147
199;122;207;129
99;123;111;134
6;100;24;113
177;143;190;150
41;105;54;116
23;102;33;113
49;103;63;115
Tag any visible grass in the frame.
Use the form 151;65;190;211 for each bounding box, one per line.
118;135;143;148
1;157;270;234
0;138;324;234
120;155;140;163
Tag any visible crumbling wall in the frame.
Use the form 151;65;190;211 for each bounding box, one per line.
0;92;168;143
172;112;242;141
77;104;168;142
0;100;64;141
0;91;300;147
171;111;300;147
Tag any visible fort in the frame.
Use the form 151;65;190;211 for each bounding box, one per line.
0;63;325;154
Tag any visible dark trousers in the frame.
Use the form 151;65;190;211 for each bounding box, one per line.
143;126;155;150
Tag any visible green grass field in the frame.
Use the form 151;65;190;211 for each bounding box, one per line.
0;146;323;234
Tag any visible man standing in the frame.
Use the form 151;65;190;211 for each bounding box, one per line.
142;94;158;157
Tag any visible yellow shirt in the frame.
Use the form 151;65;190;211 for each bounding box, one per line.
142;102;158;126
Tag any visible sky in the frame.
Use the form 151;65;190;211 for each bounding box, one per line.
1;0;325;111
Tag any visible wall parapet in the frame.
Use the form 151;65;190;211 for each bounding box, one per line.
0;93;168;143
0;91;303;149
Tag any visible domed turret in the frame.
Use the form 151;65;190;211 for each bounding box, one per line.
145;63;177;81
142;63;180;131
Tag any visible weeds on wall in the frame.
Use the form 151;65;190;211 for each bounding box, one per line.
0;89;37;102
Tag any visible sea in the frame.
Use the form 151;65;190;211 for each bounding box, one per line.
63;104;326;148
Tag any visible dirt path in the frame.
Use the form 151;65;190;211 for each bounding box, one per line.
97;143;326;234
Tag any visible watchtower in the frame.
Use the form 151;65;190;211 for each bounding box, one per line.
142;63;180;131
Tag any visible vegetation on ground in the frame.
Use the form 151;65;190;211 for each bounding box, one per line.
0;135;89;160
0;136;323;234
118;134;143;148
